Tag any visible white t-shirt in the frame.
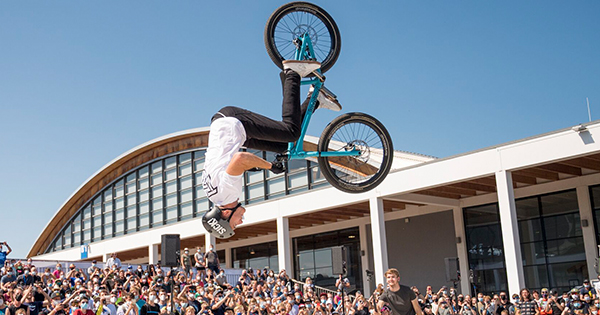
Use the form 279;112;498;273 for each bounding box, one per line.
202;117;246;206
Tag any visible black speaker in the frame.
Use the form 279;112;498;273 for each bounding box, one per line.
332;246;348;275
161;234;180;267
444;257;459;282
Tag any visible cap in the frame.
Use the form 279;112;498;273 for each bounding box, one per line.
51;292;62;299
571;288;579;293
319;293;327;298
92;260;97;263
583;279;590;283
184;248;189;251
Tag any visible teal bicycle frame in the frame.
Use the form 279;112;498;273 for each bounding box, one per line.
285;34;361;161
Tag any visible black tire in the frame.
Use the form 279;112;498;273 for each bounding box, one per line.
264;2;341;74
318;113;394;193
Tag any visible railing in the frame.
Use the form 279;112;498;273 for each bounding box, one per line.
290;278;340;298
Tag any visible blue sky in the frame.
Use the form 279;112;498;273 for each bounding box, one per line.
1;1;599;258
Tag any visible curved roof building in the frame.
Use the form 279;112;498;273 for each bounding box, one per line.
31;122;600;296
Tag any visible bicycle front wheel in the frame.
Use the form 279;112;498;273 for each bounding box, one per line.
317;113;394;193
264;2;341;74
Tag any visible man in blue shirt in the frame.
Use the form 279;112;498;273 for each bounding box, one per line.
0;242;11;267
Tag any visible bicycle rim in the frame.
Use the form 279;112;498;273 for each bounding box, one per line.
318;114;393;192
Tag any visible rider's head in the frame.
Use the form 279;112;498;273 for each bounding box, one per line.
202;200;246;239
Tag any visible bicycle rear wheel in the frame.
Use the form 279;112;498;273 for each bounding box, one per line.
317;113;394;193
264;1;341;74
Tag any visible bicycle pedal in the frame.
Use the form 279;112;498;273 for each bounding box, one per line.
320;86;337;99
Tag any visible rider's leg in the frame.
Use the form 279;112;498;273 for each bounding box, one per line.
215;70;303;144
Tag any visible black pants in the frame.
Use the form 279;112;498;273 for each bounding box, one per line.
211;70;310;153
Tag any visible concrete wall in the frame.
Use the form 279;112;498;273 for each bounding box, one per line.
385;210;458;291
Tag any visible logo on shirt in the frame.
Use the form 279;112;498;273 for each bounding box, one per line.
202;174;218;198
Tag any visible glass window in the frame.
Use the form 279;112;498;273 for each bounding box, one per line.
93;227;102;241
195;186;206;199
181;202;193;218
151;173;163;186
126;173;136;183
179;163;192;177
152;211;164;227
140;202;150;214
181;189;193;203
104;223;112;237
73;232;81;245
592;185;600;247
140;214;150;227
166;181;177;194
115;221;124;234
517;189;587;292
247;183;264;200
83;230;91;242
83;219;91;230
166;168;177;182
267;177;285;196
247;171;264;184
83;206;91;219
140;189;149;202
194;159;205;172
127;217;136;232
288;172;308;190
104;189;113;200
464;203;506;295
115;209;124;221
166;194;178;207
196;198;209;214
166;206;177;223
152;161;163;174
194;150;206;160
165;156;177;169
127;206;137;218
153;198;163;210
180;176;192;190
139;177;149;190
152;185;163;198
293;227;362;292
93;216;102;228
72;214;81;231
104;202;113;213
115;180;124;198
127;194;137;206
126;181;136;194
139;166;149;178
180;152;192;164
115;197;124;209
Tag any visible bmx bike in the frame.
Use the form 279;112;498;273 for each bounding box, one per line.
264;2;394;193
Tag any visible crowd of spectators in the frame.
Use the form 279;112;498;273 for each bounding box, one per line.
1;242;599;315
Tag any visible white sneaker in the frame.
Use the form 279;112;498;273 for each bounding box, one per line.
282;60;321;77
309;85;342;111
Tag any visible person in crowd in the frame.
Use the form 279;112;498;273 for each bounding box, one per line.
515;289;539;315
106;254;121;271
194;247;206;280
378;269;424;315
0;243;12;269
205;246;220;275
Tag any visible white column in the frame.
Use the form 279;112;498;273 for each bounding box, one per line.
359;224;373;296
103;252;110;263
452;206;471;295
225;247;233;268
149;244;159;264
369;197;389;286
577;186;598;279
495;170;525;295
277;216;292;274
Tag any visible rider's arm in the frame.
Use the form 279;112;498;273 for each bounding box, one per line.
226;152;272;176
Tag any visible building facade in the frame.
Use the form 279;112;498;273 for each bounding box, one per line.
31;122;600;296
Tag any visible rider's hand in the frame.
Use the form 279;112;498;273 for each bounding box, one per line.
247;167;263;172
270;161;285;174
